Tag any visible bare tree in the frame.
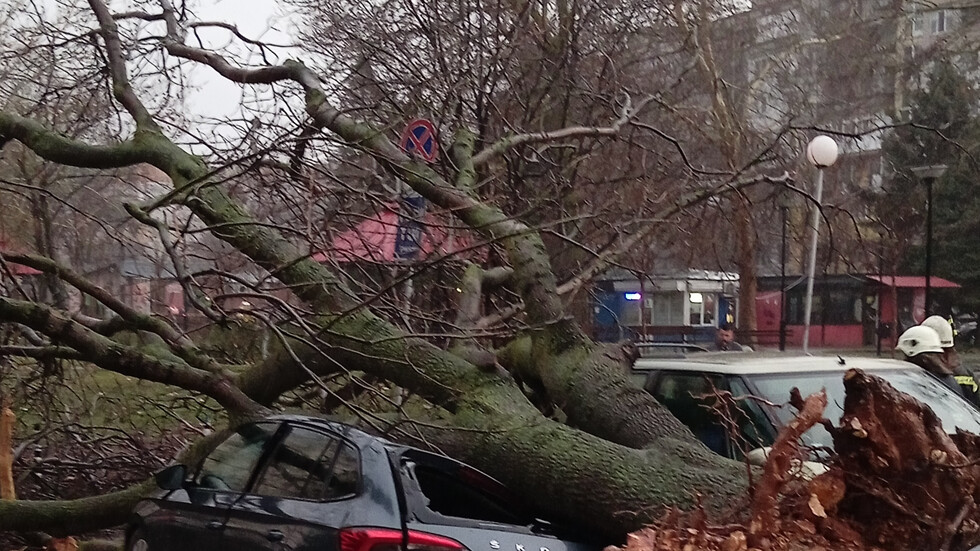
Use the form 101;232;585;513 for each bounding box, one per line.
0;0;804;540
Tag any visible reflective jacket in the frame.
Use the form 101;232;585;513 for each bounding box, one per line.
954;364;980;408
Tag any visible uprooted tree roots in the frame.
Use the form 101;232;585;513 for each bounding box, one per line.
614;368;980;551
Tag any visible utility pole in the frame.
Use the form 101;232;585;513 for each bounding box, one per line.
911;165;947;318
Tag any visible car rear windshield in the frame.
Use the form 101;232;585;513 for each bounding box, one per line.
399;453;532;527
748;369;980;449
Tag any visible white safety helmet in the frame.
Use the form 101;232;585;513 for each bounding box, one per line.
895;325;944;357
921;315;955;348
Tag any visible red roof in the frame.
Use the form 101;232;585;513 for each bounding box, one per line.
312;203;480;264
0;239;41;276
867;275;960;288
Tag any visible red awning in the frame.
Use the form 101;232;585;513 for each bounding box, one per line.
312;203;480;264
0;239;41;276
866;275;960;288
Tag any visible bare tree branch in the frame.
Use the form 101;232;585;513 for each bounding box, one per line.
1;252;228;374
88;0;157;127
124;204;224;322
0;113;147;169
0;296;262;415
471;94;656;167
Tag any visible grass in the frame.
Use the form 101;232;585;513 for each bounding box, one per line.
2;359;222;440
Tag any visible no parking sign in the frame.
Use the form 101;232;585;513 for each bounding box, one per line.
400;119;438;162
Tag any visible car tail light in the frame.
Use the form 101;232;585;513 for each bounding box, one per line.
340;528;465;551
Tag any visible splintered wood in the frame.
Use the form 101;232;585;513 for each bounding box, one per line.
612;369;980;551
1;398;15;500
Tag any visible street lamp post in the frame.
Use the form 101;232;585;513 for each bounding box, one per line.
910;165;947;318
802;135;839;355
876;234;884;357
779;193;790;351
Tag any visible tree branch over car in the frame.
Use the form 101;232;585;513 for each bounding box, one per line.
0;0;811;541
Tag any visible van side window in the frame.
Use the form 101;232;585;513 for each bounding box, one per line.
652;372;729;456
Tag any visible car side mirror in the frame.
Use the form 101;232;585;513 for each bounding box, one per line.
154;464;188;490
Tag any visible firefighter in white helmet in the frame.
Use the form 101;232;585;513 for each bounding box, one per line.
922;315;980;406
896;325;965;397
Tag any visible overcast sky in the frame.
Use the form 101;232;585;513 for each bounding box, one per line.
182;0;300;118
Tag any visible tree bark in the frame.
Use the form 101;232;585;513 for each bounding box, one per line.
0;482;152;537
734;197;758;337
433;415;747;538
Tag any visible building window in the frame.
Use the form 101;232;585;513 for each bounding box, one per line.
934;10;948;33
786;288;860;325
650;292;685;326
913;10;951;36
620;293;641;326
689;293;716;326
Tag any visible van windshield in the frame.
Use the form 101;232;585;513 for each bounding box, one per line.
747;369;980;449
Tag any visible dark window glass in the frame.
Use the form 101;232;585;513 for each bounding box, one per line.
198;423;279;492
788;294;802;325
786;286;862;325
252;426;359;501
823;290;860;324
652;372;728;455
728;377;776;455
406;461;528;526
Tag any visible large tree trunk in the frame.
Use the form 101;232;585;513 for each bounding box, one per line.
436;415;747;537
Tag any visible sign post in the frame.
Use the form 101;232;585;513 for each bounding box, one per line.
394;193;426;260
395;119;438;260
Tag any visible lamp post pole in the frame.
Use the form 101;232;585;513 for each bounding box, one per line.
911;165;946;318
926;176;933;315
876;235;884;357
802;136;839;355
779;200;788;351
801;169;824;355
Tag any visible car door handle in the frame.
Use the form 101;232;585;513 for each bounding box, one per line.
206;520;223;530
266;530;285;542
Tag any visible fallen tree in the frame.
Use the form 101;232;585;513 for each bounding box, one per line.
0;0;786;539
6;2;961;550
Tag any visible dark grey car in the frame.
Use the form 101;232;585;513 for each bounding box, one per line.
127;415;598;551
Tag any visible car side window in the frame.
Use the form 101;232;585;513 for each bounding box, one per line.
652;372;729;456
728;377;776;455
197;422;280;492
251;425;360;501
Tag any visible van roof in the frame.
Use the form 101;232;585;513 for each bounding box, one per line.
631;354;913;376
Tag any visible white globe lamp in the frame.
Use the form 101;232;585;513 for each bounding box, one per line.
806;135;839;168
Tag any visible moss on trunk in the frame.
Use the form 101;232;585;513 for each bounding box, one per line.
430;411;748;537
0;481;153;536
